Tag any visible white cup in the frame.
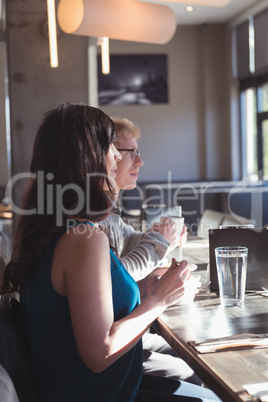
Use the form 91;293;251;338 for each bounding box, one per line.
160;215;184;238
176;275;201;305
160;215;185;258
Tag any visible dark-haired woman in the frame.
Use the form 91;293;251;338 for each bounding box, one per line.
0;104;221;401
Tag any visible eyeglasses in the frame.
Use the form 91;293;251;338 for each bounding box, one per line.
117;148;141;161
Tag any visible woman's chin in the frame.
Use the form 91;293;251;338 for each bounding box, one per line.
122;182;137;190
104;176;116;190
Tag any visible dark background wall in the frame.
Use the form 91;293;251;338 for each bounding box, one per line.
4;0;238;211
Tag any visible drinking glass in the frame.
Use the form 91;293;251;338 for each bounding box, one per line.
215;246;248;306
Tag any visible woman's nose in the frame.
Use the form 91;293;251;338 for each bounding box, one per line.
114;147;122;162
134;155;144;167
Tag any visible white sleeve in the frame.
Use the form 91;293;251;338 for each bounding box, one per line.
99;213;171;281
120;227;171;281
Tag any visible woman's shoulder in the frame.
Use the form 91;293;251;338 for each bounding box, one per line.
62;222;109;251
51;222;111;294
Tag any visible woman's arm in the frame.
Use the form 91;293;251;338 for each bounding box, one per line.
51;224;189;373
100;212;176;281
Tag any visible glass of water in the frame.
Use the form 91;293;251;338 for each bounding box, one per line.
215;246;248;306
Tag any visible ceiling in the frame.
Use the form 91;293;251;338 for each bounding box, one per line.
141;0;266;25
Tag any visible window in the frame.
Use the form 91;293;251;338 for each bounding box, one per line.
262;119;268;179
235;8;268;182
240;86;257;178
240;79;268;181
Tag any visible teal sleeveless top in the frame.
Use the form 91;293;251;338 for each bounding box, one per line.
20;224;142;402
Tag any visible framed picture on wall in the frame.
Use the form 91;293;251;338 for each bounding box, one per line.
97;54;168;106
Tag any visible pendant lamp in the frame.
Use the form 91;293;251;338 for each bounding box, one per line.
47;0;58;68
57;0;177;45
147;0;231;6
98;37;110;75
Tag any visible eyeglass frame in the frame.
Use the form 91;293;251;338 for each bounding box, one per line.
116;148;141;161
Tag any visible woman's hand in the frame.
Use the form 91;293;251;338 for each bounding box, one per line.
179;224;188;247
148;258;191;307
152;219;177;248
152;221;188;249
137;267;168;301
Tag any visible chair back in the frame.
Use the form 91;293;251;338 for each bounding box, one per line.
0;296;42;402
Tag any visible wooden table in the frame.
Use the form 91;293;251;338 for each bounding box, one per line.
169;237;210;266
153;292;268;402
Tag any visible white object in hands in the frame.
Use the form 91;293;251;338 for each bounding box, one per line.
175;275;201;305
189;263;197;271
160;214;185;258
160;215;184;238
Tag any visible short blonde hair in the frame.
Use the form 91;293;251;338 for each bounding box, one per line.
111;117;141;147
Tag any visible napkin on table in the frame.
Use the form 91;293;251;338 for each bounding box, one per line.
243;382;268;401
189;333;268;353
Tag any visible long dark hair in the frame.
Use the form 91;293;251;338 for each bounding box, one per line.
0;103;116;294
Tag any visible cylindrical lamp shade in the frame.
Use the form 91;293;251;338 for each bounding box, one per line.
150;0;231;6
57;0;177;44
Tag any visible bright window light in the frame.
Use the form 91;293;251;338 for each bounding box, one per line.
47;0;58;68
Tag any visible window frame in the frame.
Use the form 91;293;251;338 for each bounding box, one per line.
240;73;268;181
